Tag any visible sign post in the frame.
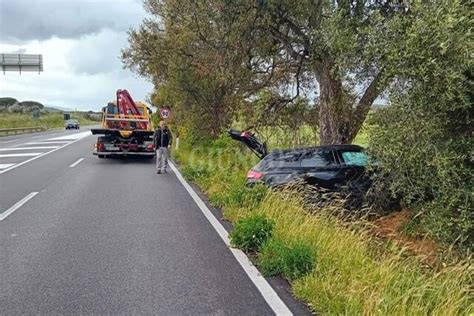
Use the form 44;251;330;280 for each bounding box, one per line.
159;107;178;149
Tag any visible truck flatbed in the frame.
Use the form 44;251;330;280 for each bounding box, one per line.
91;128;154;137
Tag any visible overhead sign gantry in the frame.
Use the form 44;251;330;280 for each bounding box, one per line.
1;54;43;74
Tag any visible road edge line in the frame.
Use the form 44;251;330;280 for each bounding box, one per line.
0;192;39;221
0;133;91;175
169;161;293;316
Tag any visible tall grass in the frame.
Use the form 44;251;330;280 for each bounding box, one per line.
262;191;472;315
173;137;473;315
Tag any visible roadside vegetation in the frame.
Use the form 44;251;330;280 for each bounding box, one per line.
173;138;472;315
0;112;98;130
124;0;473;313
0;97;100;131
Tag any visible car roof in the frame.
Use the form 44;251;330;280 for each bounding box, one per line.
269;144;364;156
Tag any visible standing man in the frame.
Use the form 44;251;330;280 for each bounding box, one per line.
154;120;172;174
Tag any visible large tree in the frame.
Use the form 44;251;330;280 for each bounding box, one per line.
122;0;257;137
123;1;463;144
212;0;412;144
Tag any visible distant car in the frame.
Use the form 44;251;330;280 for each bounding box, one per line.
65;119;80;130
228;129;374;191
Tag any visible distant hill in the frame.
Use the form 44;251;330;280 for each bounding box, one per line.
0;97;44;113
44;105;74;112
0;98;79;113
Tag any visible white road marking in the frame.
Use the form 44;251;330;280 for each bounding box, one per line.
0;163;15;169
0;133;92;175
47;131;91;141
0;153;42;158
169;162;292;315
26;141;69;145
69;158;84;168
0;192;39;221
0;140;18;144
0;146;59;151
31;135;45;138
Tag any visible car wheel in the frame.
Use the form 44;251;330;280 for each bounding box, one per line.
98;155;105;158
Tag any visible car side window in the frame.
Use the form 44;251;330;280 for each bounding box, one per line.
340;151;369;167
265;152;302;169
300;150;337;167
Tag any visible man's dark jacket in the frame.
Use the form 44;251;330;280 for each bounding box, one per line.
154;128;172;148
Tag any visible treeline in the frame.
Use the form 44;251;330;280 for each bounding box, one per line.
122;1;472;251
0;97;44;113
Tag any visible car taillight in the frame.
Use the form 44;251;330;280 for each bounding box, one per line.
247;169;264;180
147;144;154;150
97;143;105;151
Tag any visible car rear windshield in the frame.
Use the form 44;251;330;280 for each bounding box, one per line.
340;150;369;166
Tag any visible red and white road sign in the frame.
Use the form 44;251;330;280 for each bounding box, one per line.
160;107;172;119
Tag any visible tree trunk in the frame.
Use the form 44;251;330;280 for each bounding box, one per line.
317;62;353;145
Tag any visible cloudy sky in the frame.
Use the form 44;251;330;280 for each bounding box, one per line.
0;0;153;111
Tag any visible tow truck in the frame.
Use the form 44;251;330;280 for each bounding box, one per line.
92;89;155;158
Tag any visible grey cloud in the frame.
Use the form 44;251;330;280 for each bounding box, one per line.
5;48;27;54
66;29;126;75
0;0;143;43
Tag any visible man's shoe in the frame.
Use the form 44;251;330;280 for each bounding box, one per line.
163;169;167;173
157;170;161;174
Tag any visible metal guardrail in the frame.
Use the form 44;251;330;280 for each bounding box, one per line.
0;127;47;136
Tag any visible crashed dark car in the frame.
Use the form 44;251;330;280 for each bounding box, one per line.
228;129;374;192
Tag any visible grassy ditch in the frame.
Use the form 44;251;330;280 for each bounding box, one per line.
172;137;473;315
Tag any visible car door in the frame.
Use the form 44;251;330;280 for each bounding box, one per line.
262;151;304;186
334;149;371;189
298;149;342;189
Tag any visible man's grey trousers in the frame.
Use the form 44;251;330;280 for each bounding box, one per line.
156;147;169;171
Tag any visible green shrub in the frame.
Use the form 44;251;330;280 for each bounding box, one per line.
281;241;315;280
211;134;234;149
368;17;473;251
258;239;286;276
211;182;267;209
230;214;273;252
181;164;212;181
369;82;473;251
259;238;315;280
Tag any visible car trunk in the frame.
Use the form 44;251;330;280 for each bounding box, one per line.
228;129;268;159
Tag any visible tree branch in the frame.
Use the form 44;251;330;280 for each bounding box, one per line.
351;69;386;137
268;27;301;60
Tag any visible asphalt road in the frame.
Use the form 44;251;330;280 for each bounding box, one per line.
0;128;309;315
